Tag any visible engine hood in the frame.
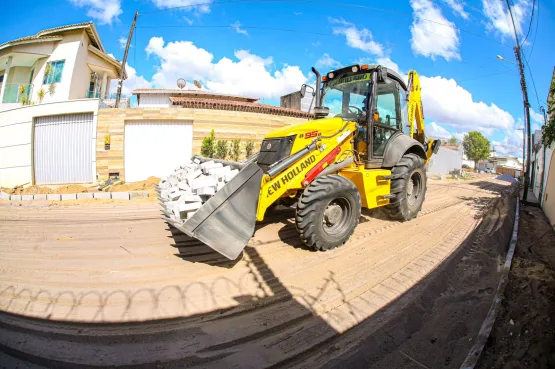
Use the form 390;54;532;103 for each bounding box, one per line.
264;117;348;139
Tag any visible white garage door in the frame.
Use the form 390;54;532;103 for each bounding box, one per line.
34;113;94;185
124;121;193;183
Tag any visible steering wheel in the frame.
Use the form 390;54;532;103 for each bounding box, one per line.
348;106;363;116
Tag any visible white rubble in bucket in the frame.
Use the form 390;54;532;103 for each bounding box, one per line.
158;158;241;222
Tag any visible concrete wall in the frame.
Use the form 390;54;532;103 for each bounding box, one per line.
6;66;31;85
543;149;555;226
96;108;307;180
0;99;99;187
34;30;83;104
68;31;90;101
427;147;463;175
138;94;172;107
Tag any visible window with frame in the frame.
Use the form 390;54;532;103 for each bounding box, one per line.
0;74;4;83
43;60;65;84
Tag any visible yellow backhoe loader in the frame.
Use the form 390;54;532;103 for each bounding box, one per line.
161;64;441;260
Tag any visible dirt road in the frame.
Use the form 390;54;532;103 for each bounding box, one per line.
0;178;515;368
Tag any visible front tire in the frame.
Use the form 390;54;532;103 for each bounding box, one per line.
386;153;427;221
295;175;362;251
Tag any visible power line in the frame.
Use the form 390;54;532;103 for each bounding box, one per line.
527;0;540;59
137;24;515;74
139;0;512;48
520;0;535;45
137;24;400;48
457;70;518;82
521;52;546;109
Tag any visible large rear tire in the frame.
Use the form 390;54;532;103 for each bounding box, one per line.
295;175;362;251
386;153;427;221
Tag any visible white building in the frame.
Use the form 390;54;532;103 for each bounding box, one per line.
132;88;259;108
427;145;463;175
0;22;125;187
0;21;123;110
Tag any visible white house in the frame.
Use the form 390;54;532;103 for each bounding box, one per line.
0;21;124;111
132;88;259;108
0;22;125;187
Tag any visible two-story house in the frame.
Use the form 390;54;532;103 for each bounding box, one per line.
0;22;125;187
0;21;124;110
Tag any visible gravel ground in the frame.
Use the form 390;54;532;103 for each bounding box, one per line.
477;205;555;369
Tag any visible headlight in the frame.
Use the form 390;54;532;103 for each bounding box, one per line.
352;66;358;73
328;72;334;79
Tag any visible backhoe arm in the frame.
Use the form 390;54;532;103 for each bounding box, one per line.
407;70;439;162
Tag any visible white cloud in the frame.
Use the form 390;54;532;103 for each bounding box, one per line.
69;0;122;24
427;122;454;139
409;0;461;61
442;0;469;19
145;37;307;99
482;0;529;38
109;63;152;97
330;17;385;56
492;126;524;158
151;0;211;14
376;57;401;74
118;37;129;49
183;16;194;25
530;108;544;127
231;21;248;36
316;53;341;69
312;42;321;48
294;12;303;16
420;75;515;134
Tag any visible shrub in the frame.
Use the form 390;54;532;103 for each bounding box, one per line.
231;139;241;161
215;140;229;160
200;129;216;158
244;140;255;158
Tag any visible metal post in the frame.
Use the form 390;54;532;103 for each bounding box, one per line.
504;0;532;202
115;10;138;108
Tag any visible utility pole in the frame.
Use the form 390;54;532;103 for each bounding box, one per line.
504;0;532;202
115;10;138;108
539;106;548;204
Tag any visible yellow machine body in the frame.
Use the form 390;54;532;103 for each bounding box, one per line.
255;117;393;221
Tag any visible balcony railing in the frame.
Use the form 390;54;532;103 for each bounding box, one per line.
2;83;32;103
85;90;100;99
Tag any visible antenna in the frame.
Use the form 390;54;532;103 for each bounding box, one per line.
177;78;186;89
194;80;202;89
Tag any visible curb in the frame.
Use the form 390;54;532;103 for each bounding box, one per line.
0;191;151;201
459;195;520;369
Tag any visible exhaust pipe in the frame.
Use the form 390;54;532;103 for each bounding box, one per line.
311;67;321;108
311;67;329;119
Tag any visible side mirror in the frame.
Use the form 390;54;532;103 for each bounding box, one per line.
300;84;307;98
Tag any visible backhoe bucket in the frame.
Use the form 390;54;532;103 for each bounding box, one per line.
163;161;263;260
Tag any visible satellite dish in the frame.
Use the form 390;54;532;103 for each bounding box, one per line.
177;78;186;89
194;80;202;89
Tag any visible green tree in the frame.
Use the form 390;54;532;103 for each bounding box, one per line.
462;131;490;170
244;140;255;158
200;129;216;158
215;140;229;160
230;139;241;162
447;136;459;146
541;78;555;146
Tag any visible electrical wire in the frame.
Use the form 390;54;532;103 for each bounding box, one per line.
521;52;547;108
137;24;399;49
139;0;511;48
520;0;535;45
457;70;518;83
527;0;540;59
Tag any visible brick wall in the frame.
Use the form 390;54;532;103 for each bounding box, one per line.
96;108;307;180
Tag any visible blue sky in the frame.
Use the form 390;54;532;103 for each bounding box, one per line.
2;0;554;157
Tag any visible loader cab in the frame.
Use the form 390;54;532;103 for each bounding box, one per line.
320;64;408;167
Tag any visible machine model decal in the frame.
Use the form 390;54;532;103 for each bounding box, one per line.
267;154;317;196
327;73;370;88
336;129;351;144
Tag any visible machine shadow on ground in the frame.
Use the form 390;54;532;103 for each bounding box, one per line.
0;185;517;368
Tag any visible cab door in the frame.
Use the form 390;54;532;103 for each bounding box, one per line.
370;80;404;160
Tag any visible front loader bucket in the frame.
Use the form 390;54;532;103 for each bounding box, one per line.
166;161;263;260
